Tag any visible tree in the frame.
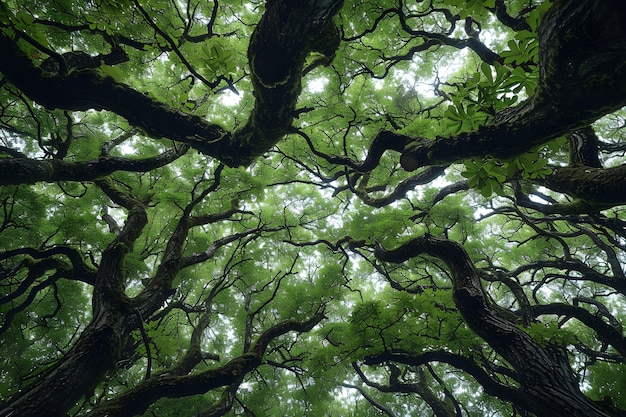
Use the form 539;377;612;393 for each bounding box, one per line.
1;0;626;415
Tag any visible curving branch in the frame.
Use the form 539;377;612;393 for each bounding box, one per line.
351;166;447;208
0;245;96;284
296;128;409;173
362;350;521;406
93;178;149;309
505;258;626;295
0;32;232;157
398;0;626;171
352;361;461;417
431;180;469;206
0;144;190;185
0;0;345;168
488;0;532;32
0;245;97;334
341;382;398;417
85;310;325;417
397;1;502;65
479;269;533;326
181;228;263;269
131;0;222;90
0;259;72;334
527;302;626;358
375;234;615;417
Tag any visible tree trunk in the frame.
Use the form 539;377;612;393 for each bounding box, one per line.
0;310;133;417
0;185;147;417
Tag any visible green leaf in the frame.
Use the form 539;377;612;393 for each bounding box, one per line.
481;62;493;84
98;64;124;81
16;10;34;25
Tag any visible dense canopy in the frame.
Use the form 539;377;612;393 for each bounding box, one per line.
1;0;626;416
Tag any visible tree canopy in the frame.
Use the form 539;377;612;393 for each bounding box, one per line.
1;0;626;416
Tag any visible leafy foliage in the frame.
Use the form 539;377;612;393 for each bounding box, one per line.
1;0;626;416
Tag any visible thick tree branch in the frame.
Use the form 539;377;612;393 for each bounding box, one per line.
516;163;626;214
0;33;233;159
180;228;264;268
527;303;626;358
85;310;325;417
567;126;602;168
232;0;343;165
0;246;96;284
399;0;626;171
0;181;148;417
488;0;531;32
296;128;409;173
0;145;190;185
375;234;613;417
93;179;148;309
363;350;521;405
397;2;502;65
541;165;626;207
0;1;345;168
352;166;447;208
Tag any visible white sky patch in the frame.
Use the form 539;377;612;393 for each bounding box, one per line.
220;89;243;107
305;77;329;94
371;48;469;99
528;186;554;204
394;66;441;99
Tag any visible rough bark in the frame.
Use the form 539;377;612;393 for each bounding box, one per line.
513;163;626;214
0;315;127;417
375;235;615;417
568;126;602;168
542;165;626;207
233;0;343;165
0;164;320;417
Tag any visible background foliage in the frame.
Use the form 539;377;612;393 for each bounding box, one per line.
1;0;626;416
